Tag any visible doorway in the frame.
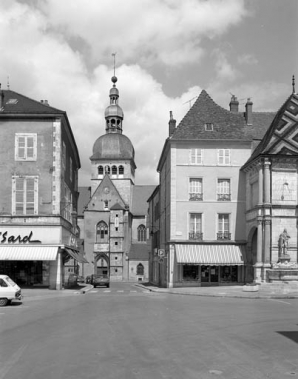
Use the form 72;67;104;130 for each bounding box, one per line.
201;265;219;285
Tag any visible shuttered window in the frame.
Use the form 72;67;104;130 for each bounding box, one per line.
12;176;38;215
15;134;37;161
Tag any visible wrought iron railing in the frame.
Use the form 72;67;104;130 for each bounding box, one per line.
217;232;231;240
189;232;203;240
217;193;231;201
189;193;203;201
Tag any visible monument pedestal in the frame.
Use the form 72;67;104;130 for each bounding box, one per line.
267;255;298;282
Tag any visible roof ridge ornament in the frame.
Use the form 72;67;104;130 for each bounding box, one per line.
292;75;295;94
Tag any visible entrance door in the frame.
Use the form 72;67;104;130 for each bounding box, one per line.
201;266;209;283
210;266;219;283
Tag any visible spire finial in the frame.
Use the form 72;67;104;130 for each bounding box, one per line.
292;75;295;94
112;52;117;77
7;76;10;90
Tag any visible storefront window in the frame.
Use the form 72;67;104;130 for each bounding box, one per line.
183;265;199;281
220;266;237;282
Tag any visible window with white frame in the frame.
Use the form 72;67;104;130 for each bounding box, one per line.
96;221;109;243
217;214;230;240
189;213;203;240
12;176;38;215
63;184;72;222
62;142;66;173
190;149;203;165
137;224;146;241
217;179;231;201
70;157;73;182
15;133;37;161
217;149;230;165
189;178;203;201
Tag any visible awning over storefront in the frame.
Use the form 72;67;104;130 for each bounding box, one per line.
64;248;88;263
0;245;59;261
176;244;246;265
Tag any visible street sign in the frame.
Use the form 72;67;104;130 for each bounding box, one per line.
158;249;165;258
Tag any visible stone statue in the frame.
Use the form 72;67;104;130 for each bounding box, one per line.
278;229;290;256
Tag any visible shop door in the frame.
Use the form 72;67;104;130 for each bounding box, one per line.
201;266;209;283
210;266;219;283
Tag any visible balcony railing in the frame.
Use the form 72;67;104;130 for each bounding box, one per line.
217;193;231;201
189;232;203;240
189;193;203;201
217;232;231;240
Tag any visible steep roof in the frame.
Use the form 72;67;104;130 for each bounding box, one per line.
128;243;149;260
243;92;298;168
131;185;156;216
0;89;65;114
77;187;91;216
171;90;275;141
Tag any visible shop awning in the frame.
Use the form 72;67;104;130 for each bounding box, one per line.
176;244;246;265
0;245;58;261
64;248;88;263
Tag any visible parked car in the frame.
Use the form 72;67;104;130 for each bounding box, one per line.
77;276;85;283
0;275;22;306
91;274;110;288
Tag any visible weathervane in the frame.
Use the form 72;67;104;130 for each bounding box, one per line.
183;96;198;109
292;75;295;94
112;52;117;76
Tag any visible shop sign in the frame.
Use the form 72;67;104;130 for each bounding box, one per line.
69;235;78;248
0;230;41;244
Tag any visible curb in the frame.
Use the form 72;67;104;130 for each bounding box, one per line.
135;284;298;300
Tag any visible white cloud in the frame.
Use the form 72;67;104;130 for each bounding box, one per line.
212;49;239;81
238;54;258;65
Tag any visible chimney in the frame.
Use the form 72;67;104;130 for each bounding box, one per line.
169;111;176;137
40;100;49;106
245;98;253;125
0;84;4;110
229;95;239;112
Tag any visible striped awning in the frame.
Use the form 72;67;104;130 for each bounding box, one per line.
0;245;58;261
176;244;246;265
64;248;88;263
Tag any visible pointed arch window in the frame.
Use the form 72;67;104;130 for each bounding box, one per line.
98;166;104;176
137;263;144;275
96;221;109;243
112;165;117;177
119;165;124;177
137;224;146;242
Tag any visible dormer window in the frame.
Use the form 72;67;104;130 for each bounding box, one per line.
205;123;213;131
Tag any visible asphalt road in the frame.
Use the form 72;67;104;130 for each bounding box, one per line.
0;282;298;379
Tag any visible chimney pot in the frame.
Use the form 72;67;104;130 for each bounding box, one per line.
245;98;253;125
169;110;176;137
229;95;239;112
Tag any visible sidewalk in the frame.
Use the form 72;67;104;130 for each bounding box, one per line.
19;283;298;300
136;283;298;299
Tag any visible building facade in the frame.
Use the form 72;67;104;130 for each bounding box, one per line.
79;76;155;282
0;87;83;289
149;90;280;287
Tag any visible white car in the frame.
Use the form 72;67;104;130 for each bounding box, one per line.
0;275;22;306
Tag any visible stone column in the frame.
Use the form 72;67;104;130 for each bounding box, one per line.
262;159;272;281
258;162;263;205
56;249;62;290
263;159;271;205
254;218;263;283
168;244;175;288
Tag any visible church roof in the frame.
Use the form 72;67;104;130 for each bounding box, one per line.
128;244;149;260
171;90;275;141
131;185;157;216
77;187;91;216
90;133;135;161
242;92;298;169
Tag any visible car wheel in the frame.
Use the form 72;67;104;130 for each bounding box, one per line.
93;285;96;288
0;298;8;307
106;284;109;288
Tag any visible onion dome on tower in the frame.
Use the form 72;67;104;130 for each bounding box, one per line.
91;76;135;162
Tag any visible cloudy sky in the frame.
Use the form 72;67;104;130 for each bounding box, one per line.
1;0;297;186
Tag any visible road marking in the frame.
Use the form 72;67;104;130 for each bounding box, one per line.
267;299;291;305
90;290;98;293
103;290;111;293
117;290;124;293
130;290;137;293
0;344;27;379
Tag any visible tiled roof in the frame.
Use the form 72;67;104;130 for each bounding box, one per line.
243;93;295;167
128;243;149;260
0;89;65;114
77;187;91;216
171;90;275;141
131;185;157;215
